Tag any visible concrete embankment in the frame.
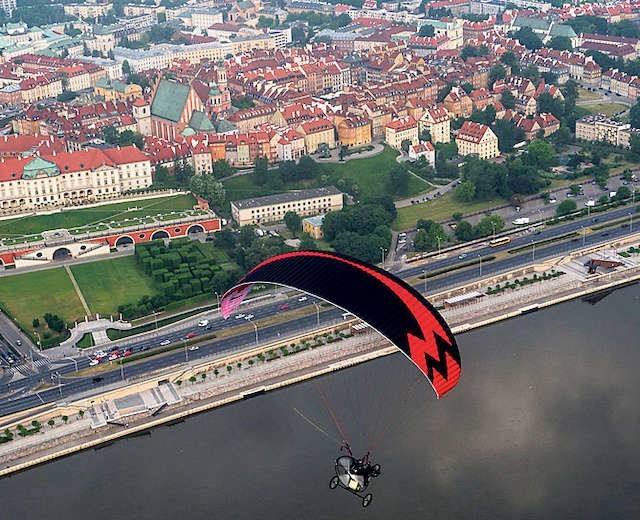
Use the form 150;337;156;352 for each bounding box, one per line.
2;245;640;477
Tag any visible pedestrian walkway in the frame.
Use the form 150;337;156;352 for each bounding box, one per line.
64;265;91;316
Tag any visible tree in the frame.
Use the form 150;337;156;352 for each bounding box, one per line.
630;102;640;129
500;51;519;70
387;165;410;195
474;215;505;238
47;419;55;428
492;119;524;152
189;376;197;383
62;415;68;424
615;186;631;200
122;60;131;75
501;90;515;110
489;64;507;86
537;92;564;119
484;105;496;125
400;139;412;154
455;180;476;202
418;24;435;37
549;36;572;51
254;156;269;186
556;199;577;216
213;159;233;179
189;174;226;208
201;373;207;381
284;211;302;236
512;26;543;50
32;318;40;328
455;221;474;241
525;139;556;170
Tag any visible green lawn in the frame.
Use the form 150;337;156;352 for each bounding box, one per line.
70;256;158;315
582;103;628;116
0;193;196;239
223;147;426;204
577;88;602;102
0;268;85;340
393;191;505;230
322;147;426;200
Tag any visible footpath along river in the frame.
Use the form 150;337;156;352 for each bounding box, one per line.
1;284;639;519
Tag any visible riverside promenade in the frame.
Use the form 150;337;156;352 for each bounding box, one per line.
2;236;640;477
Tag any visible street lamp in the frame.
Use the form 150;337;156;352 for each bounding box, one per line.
581;226;586;248
313;302;320;327
478;254;483;277
379;246;387;265
248;318;258;346
183;339;189;362
422;269;427;294
492;222;496;240
532;240;536;263
64;356;78;372
33;330;41;352
630;212;633;232
120;360;125;381
436;236;442;255
214;291;220;312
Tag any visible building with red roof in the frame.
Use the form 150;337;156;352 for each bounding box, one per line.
0;145;151;211
455;121;499;159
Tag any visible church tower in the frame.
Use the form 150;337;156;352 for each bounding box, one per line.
132;98;151;136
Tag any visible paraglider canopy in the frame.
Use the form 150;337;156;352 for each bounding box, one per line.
221;250;461;398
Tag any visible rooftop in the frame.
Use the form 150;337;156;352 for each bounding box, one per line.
232;186;342;210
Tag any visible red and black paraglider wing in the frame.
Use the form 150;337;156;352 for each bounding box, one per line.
220;251;461;398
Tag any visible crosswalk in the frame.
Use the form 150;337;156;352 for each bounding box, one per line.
7;357;51;376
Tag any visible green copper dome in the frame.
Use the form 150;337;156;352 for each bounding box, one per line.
22;156;59;179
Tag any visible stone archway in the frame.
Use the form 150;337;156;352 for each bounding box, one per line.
52;247;72;261
151;229;169;240
115;235;134;247
187;224;205;235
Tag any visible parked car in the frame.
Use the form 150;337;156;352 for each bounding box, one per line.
160;339;171;346
89;358;100;366
198;319;209;327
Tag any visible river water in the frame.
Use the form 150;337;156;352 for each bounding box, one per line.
1;285;639;519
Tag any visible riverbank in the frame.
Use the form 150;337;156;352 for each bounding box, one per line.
2;236;640;477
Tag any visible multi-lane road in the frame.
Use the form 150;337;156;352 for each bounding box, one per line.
0;204;638;417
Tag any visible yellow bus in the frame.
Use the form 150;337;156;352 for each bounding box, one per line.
489;236;511;247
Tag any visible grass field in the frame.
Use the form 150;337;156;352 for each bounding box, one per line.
577;88;602;102
0;268;85;342
393;191;505;230
321;147;427;200
223;147;427;204
70;256;158;316
0;193;196;239
582;103;628;116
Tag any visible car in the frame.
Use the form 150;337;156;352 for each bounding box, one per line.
205;324;213;330
140;346;149;351
549;198;557;204
571;237;579;242
298;296;308;302
15;339;21;346
566;192;574;198
89;359;100;366
186;332;196;339
188;345;199;351
601;232;610;237
198;319;209;327
458;253;467;259
108;352;120;361
160;339;171;346
92;377;104;383
122;350;133;357
244;314;254;320
235;313;246;319
279;304;290;310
